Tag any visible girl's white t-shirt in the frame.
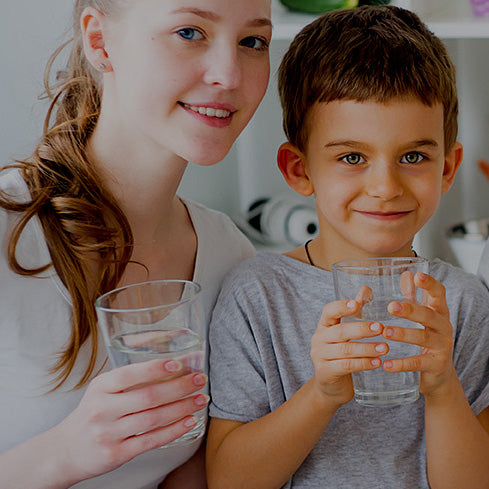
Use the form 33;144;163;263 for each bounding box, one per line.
0;169;255;489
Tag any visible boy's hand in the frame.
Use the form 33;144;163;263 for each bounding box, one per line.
382;273;456;398
310;299;387;406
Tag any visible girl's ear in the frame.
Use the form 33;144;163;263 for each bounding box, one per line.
80;7;112;73
441;141;463;194
277;142;314;197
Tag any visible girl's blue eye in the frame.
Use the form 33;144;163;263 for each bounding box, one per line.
341;154;365;165
401;152;424;164
240;36;268;50
177;28;204;41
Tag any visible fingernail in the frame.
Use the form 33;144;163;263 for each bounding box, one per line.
419;273;428;281
371;358;381;367
184;416;197;428
390;302;402;313
195;394;210;407
384;328;393;338
375;343;386;353
165;360;182;373
347;300;356;310
370;322;381;332
193;373;207;386
384;360;393;369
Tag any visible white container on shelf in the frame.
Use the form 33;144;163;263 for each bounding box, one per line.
447;218;489;274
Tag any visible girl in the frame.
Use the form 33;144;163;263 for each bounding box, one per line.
0;0;272;488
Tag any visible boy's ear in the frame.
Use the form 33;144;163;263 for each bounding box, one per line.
441;141;463;194
277;142;314;197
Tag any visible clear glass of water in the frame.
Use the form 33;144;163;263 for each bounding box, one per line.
332;257;429;407
95;279;206;447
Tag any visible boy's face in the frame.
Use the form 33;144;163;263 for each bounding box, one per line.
297;98;461;261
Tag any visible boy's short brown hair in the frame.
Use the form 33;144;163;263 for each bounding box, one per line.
278;6;458;153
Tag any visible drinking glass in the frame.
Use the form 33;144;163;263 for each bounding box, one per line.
95;279;206;447
332;257;428;407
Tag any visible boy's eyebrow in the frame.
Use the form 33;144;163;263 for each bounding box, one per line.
170;7;273;28
324;139;440;149
324;140;369;149
407;139;439;148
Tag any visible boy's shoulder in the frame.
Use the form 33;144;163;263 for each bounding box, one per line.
430;258;489;296
220;251;315;293
430;258;489;321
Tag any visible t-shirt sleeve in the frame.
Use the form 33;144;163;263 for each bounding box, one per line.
449;272;489;415
208;267;271;423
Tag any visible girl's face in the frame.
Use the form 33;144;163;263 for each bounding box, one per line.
101;0;272;165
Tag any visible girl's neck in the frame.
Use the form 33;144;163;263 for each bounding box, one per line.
87;111;190;247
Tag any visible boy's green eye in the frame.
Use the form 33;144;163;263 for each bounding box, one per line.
342;154;364;165
401;152;423;164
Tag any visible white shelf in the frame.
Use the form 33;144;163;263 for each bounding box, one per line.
271;3;489;40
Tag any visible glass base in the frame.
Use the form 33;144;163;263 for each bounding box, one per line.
355;388;419;407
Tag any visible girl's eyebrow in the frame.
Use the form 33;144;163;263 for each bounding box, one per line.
170;7;272;28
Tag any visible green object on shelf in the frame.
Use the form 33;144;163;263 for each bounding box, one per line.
358;0;391;5
279;0;359;14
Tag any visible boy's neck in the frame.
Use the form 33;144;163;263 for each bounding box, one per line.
285;238;417;271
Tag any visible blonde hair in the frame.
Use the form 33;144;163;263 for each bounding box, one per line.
0;0;133;390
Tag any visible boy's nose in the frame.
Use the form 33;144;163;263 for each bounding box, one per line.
365;164;404;201
203;44;242;90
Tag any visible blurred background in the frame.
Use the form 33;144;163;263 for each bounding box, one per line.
1;0;488;271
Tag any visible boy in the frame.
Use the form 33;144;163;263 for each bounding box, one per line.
206;6;489;489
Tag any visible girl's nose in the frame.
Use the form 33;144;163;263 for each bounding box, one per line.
203;45;241;90
365;164;404;201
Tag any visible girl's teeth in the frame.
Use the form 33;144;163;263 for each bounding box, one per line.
184;104;231;118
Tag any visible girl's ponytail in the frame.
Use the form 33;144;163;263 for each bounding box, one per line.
0;0;132;390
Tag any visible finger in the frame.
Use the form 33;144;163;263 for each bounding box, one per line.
413;273;449;316
383;355;426;373
324;357;382;376
354;286;373;307
387;300;450;336
122;415;202;455
383;324;430;347
317;340;389;360
95;359;194;394
120;372;207;415
118;393;209;439
400;270;416;303
318;300;358;328
315;320;384;343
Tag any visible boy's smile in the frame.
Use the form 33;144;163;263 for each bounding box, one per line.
283;98;462;266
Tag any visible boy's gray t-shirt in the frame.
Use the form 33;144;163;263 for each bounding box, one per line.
209;252;489;489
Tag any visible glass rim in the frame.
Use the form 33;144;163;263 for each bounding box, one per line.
332;256;428;272
94;279;202;313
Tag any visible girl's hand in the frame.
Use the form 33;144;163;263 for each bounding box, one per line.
382;273;456;398
310;299;387;407
51;359;208;484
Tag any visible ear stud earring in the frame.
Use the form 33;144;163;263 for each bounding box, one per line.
99;63;107;71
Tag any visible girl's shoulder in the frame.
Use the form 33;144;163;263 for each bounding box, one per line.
183;198;255;257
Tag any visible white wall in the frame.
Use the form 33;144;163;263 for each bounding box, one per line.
1;1;72;163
